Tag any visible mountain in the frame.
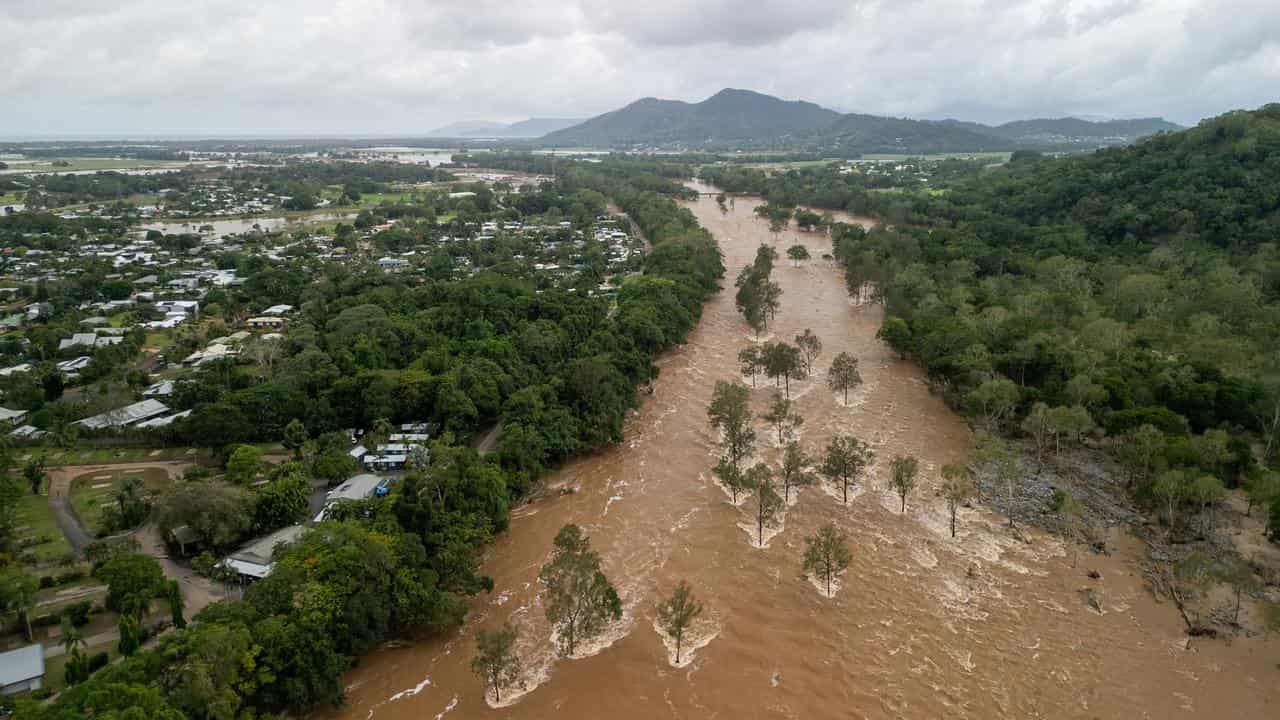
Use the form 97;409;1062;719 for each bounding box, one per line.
542;89;841;147
539;89;1181;154
979;117;1184;145
427;118;583;138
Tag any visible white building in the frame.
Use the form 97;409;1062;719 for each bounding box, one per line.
221;524;307;582
0;644;44;695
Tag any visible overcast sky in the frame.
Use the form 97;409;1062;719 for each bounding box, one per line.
2;0;1278;137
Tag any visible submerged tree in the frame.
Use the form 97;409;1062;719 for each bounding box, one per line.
787;244;811;267
780;441;816;503
761;391;803;444
762;342;804;398
889;455;920;513
827;352;862;404
657;581;704;665
795;329;822;377
539;524;623;657
821;435;874;504
939;464;974;538
973;432;1021;528
473;623;522;703
738;345;763;387
707;381;756;473
747;463;783;547
803;524;852;597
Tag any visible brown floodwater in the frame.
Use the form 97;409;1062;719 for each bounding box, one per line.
318;187;1279;720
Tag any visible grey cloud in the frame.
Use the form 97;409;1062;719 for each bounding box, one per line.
1;0;1278;136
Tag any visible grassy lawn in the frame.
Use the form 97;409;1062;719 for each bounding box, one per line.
70;467;173;537
13;488;74;567
143;329;173;350
42;641;122;694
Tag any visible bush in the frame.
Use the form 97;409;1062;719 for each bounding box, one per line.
88;651;110;672
66;600;92;627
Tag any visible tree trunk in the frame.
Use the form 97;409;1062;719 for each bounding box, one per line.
901;494;906;513
675;632;682;665
949;507;957;538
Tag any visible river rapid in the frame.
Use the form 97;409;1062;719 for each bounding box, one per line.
318;188;1279;720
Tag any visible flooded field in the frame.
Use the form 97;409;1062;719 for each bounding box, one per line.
318;189;1279;720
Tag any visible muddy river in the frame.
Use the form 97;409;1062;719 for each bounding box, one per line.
318;187;1279;719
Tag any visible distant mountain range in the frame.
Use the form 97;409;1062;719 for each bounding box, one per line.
538;89;1182;154
426;118;584;138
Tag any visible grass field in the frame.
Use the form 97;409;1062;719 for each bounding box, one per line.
34;446;201;466
14;488;74;567
70;467;173;537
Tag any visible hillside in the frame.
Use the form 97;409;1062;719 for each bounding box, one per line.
541;89;1181;154
542;89;840;148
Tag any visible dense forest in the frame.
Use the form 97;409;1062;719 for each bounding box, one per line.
703;105;1280;536
11;158;723;719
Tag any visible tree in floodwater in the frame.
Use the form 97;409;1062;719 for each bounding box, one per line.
738;345;763;387
803;524;852;597
539;524;623;657
1213;556;1261;627
746;463;783;547
714;457;751;504
1151;551;1215;636
708;381;756;476
821;435;873;504
657;580;704;665
761;391;803;444
939;464;974;538
795;329;822;377
1052;489;1087;567
787;244;810;267
888;455;919;513
762;342;804;399
827;352;862;404
472;623;522;703
780;441;816;503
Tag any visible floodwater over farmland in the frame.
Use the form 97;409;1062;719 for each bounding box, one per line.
320;186;1279;720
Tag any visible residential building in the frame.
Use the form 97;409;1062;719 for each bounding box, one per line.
0;644;45;695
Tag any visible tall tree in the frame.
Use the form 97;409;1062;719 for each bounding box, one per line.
472;623;521;703
939;464;974;538
973;432;1021;528
747;463;783;547
803;524;852;597
0;566;38;640
707;381;756;473
827;352;862;405
780;441;816;503
282;418;308;460
539;524;622;657
761;391;803;444
656;580;704;665
762;342;803;398
738;345;763;387
821;435;874;504
889;455;920;513
795;329;822;377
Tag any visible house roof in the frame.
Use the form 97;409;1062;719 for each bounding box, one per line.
74;399;170;430
327;473;382;502
224;524;307;578
0;644;44;686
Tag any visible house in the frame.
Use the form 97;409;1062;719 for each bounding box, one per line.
143;380;175;397
377;257;409;272
155;299;199;316
10;425;47;440
0;407;27;426
134;409;192;428
183;343;237;366
263;304;294;316
246;316;285;330
313;473;385;522
56;356;93;376
74;399;170;430
221;524;307;582
0;363;32;377
0;644;45;695
58;333;124;351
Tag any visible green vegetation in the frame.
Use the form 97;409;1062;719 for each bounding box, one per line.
69;468;170;537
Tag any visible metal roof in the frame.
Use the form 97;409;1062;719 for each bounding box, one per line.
0;644;44;686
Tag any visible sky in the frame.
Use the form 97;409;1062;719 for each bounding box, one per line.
2;0;1278;138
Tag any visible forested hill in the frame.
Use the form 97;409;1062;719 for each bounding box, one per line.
937;105;1280;248
542;89;840;148
541;88;1180;154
